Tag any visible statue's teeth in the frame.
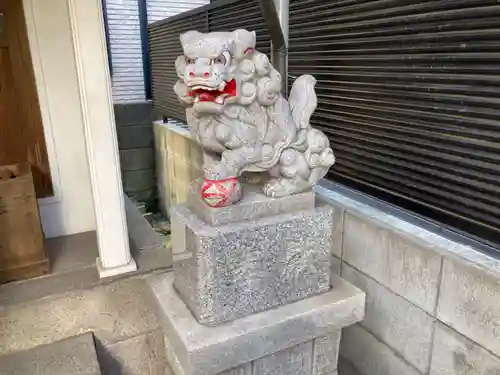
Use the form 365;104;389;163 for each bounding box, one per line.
215;95;225;104
218;82;226;91
194;95;200;103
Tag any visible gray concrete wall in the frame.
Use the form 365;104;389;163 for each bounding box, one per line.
115;102;157;205
316;184;500;375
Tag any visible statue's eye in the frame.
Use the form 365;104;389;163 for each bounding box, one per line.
212;55;226;65
185;57;196;65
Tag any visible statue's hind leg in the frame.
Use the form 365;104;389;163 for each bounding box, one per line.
263;149;311;198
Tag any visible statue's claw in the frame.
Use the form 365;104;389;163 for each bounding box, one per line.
263;178;309;198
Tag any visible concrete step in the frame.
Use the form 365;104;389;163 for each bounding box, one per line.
0;333;101;375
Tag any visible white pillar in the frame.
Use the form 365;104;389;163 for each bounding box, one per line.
67;0;137;277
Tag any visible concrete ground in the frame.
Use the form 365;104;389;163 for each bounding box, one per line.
0;197;360;375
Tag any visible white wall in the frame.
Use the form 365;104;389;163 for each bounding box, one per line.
23;0;96;238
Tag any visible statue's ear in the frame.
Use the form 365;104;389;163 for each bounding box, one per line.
175;55;186;79
232;29;256;59
180;30;202;48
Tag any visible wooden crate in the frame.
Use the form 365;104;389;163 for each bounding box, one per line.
0;163;48;283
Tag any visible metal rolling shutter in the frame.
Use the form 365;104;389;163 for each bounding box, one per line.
147;0;209;24
105;0;145;103
149;13;208;122
148;0;271;122
288;0;500;246
208;1;271;57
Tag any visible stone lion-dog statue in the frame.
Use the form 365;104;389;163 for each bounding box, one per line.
174;29;335;207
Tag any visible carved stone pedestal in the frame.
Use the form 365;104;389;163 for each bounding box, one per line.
148;181;365;375
148;272;364;375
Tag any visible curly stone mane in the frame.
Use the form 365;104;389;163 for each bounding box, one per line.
237;51;282;107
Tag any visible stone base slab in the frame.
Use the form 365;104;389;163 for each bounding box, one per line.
187;179;315;226
171;204;335;326
147;272;365;375
165;333;340;375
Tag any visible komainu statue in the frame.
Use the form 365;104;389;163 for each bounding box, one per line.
174;29;335;207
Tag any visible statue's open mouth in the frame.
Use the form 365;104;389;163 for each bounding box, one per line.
188;79;236;104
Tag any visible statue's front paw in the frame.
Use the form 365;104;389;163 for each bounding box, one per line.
204;163;237;180
263;179;290;198
264;178;310;198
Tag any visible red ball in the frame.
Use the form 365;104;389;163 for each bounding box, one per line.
201;178;242;208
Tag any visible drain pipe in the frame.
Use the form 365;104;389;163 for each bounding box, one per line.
259;0;289;95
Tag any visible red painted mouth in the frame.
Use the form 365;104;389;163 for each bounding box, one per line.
188;79;237;103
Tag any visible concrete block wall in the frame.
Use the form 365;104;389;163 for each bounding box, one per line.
115;102;157;205
316;184;500;375
154;121;203;217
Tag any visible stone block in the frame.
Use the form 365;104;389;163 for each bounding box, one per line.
187;179;316;226
437;257;500;357
0;333;101;375
313;331;341;375
97;329;171;375
114;102;154;126
429;323;500;375
337;357;360;375
125;195;165;252
170;209;187;255
166;334;321;375
147;272;365;375
0;264;99;308
219;364;252;375
341;264;434;373
0;278;160;355
340;325;421;375
120;148;155;171
127;189;156;202
118;124;154;149
315;193;344;259
331;256;341;280
147;330;170;375
172;204;334;325
97;334;151;375
254;341;312;375
123;169;155;192
342;212;442;313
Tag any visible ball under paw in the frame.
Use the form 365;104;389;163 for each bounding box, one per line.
201;177;243;207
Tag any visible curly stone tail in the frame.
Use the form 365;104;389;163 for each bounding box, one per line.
288;75;335;185
288;74;317;131
289;75;319;151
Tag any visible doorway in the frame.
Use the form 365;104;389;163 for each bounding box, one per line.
0;0;52;197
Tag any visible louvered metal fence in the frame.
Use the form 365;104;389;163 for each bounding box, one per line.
149;0;500;248
148;0;271;122
288;0;500;247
